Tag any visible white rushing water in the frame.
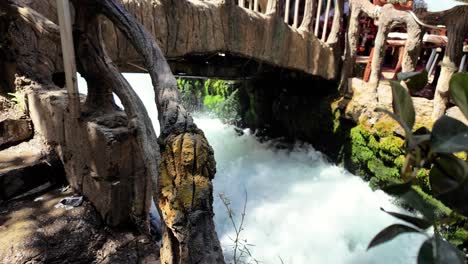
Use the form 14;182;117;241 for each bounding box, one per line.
79;73;427;264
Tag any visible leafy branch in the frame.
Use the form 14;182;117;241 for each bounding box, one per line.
367;72;468;263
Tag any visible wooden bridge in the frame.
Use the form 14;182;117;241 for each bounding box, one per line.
103;0;345;79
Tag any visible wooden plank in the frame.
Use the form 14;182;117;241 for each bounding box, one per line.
56;0;80;118
254;0;259;12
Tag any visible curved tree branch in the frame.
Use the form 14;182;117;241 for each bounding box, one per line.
80;1;225;263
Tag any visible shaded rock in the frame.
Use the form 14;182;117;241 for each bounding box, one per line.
0;118;33;149
0;138;64;202
27;89;151;227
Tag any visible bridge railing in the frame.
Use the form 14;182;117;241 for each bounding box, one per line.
236;0;343;43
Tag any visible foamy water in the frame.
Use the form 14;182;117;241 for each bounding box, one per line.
79;73;427;263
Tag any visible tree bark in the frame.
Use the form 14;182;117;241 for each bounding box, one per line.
425;6;468;119
368;4;422;93
339;0;379;94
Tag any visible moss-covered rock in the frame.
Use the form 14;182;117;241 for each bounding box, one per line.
348;123;403;187
346;120;468;251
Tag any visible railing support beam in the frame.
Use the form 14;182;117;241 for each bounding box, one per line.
56;0;80;119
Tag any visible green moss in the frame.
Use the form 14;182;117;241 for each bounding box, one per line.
394;155;406;168
412;186;452;217
368;135;380;153
373;119;399;138
379;136;404;157
416;168;431;192
451;228;468;247
347;120;468;250
349;125;403;186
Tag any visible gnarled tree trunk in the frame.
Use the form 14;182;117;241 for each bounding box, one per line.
417;6;468;119
76;0;225;263
1;0;225;263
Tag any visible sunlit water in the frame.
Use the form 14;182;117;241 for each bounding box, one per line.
79;73;427;263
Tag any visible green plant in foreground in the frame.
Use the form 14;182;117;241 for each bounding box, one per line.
367;73;468;263
219;192;260;264
7;92;26;112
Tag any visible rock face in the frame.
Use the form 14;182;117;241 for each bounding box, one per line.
0;188;160;264
0;118;33;149
236;74;344;157
159;132;224;264
27;88;151;227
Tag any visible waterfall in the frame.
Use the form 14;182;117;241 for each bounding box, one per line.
79;73;427;263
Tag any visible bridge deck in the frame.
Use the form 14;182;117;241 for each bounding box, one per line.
102;0;340;80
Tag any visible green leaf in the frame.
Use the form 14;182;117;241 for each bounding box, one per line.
435;236;465;264
418;237;465;264
431;116;468;153
429;154;468;195
417;239;435;264
449;73;468;119
390;81;416;131
367;224;420;250
380;208;432;229
400;188;439;221
398;70;429;93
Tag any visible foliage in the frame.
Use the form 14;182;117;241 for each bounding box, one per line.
176;78;240;123
219;192;259;264
368;72;468;263
8;92;26;112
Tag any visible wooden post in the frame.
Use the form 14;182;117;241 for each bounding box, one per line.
459;54;467;73
266;0;280;15
293;0;300;28
254;0;259;11
429;51;440;75
56;0;80;118
239;0;245;8
426;48;437;72
285;0;291;24
314;0;323;36
321;0;331;41
249;0;253;9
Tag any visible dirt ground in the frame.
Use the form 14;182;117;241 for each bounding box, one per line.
0;187;160;264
